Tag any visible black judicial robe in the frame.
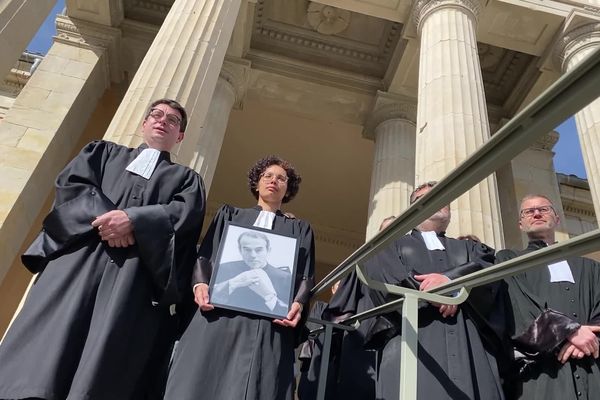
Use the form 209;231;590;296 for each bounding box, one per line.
297;301;339;400
0;140;206;400
361;230;505;400
164;205;315;400
497;241;600;400
303;271;380;400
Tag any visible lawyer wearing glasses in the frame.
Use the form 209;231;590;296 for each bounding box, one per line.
164;155;315;400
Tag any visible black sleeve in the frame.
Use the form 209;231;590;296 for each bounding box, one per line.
125;169;205;304
22;141;117;273
500;249;580;354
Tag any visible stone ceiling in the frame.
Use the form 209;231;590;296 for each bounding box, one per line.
121;0;539;114
251;0;402;78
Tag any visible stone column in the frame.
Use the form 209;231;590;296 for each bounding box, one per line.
0;0;56;79
363;92;417;240
556;21;600;222
189;58;250;191
103;0;242;168
413;0;503;247
0;15;118;284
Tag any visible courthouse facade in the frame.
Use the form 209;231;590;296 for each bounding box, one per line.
0;0;599;334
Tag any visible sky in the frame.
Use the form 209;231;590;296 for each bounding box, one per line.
25;0;588;179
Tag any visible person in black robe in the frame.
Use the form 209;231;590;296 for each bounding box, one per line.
496;194;600;400
332;182;506;400
297;282;342;400
0;99;206;400
298;218;397;400
164;155;315;400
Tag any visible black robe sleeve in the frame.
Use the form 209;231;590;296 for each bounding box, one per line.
124;169;205;305
292;220;315;305
497;249;581;355
22;141;117;273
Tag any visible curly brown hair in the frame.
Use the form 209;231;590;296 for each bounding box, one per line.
248;155;302;204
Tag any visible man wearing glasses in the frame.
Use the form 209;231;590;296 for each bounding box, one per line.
0;99;206;400
497;194;600;400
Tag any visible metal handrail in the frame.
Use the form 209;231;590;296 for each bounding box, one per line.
307;46;600;400
311;46;600;296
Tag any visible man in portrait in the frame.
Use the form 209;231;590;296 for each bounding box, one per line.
211;230;292;316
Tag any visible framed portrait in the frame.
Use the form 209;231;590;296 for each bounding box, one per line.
209;222;300;319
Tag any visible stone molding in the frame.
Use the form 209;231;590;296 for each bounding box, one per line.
254;0;397;66
563;203;596;218
220;58;252;110
554;22;600;72
306;2;351;35
413;0;482;33
363;91;417;140
55;15;123;85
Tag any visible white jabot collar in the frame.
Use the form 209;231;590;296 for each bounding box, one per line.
420;230;445;250
547;260;575;283
253;210;276;230
126;148;161;180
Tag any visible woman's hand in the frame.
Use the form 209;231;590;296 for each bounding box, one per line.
273;302;303;328
193;283;214;311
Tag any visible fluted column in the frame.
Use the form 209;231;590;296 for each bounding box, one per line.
0;15;118;326
556;21;600;222
189;58;250;191
363;92;416;240
413;0;503;247
104;0;242;167
0;0;56;79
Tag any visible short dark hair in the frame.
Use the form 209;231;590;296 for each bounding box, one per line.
410;181;438;204
145;98;188;132
248;156;302;203
238;231;270;251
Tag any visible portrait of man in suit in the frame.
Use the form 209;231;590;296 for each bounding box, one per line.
211;229;293;317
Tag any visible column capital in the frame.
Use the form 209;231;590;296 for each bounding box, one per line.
55;15;122;85
553;19;600;72
413;0;482;33
363;91;417;141
531;130;559;151
220;57;252;110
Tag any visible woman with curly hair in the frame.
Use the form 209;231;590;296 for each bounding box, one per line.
164;156;315;400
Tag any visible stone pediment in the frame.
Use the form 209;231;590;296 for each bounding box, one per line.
251;0;402;78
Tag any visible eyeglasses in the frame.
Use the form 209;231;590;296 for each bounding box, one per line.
260;172;288;184
520;206;555;218
148;108;182;127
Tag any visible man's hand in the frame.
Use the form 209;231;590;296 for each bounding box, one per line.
414;273;457;318
229;270;261;291
246;269;277;299
567;325;600;358
414;273;450;291
92;210;134;245
557;342;585;364
273;302;303;328
107;233;136;248
193;283;214;312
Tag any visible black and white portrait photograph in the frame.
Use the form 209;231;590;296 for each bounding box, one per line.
209;223;299;319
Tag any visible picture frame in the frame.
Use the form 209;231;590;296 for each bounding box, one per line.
209;222;299;319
